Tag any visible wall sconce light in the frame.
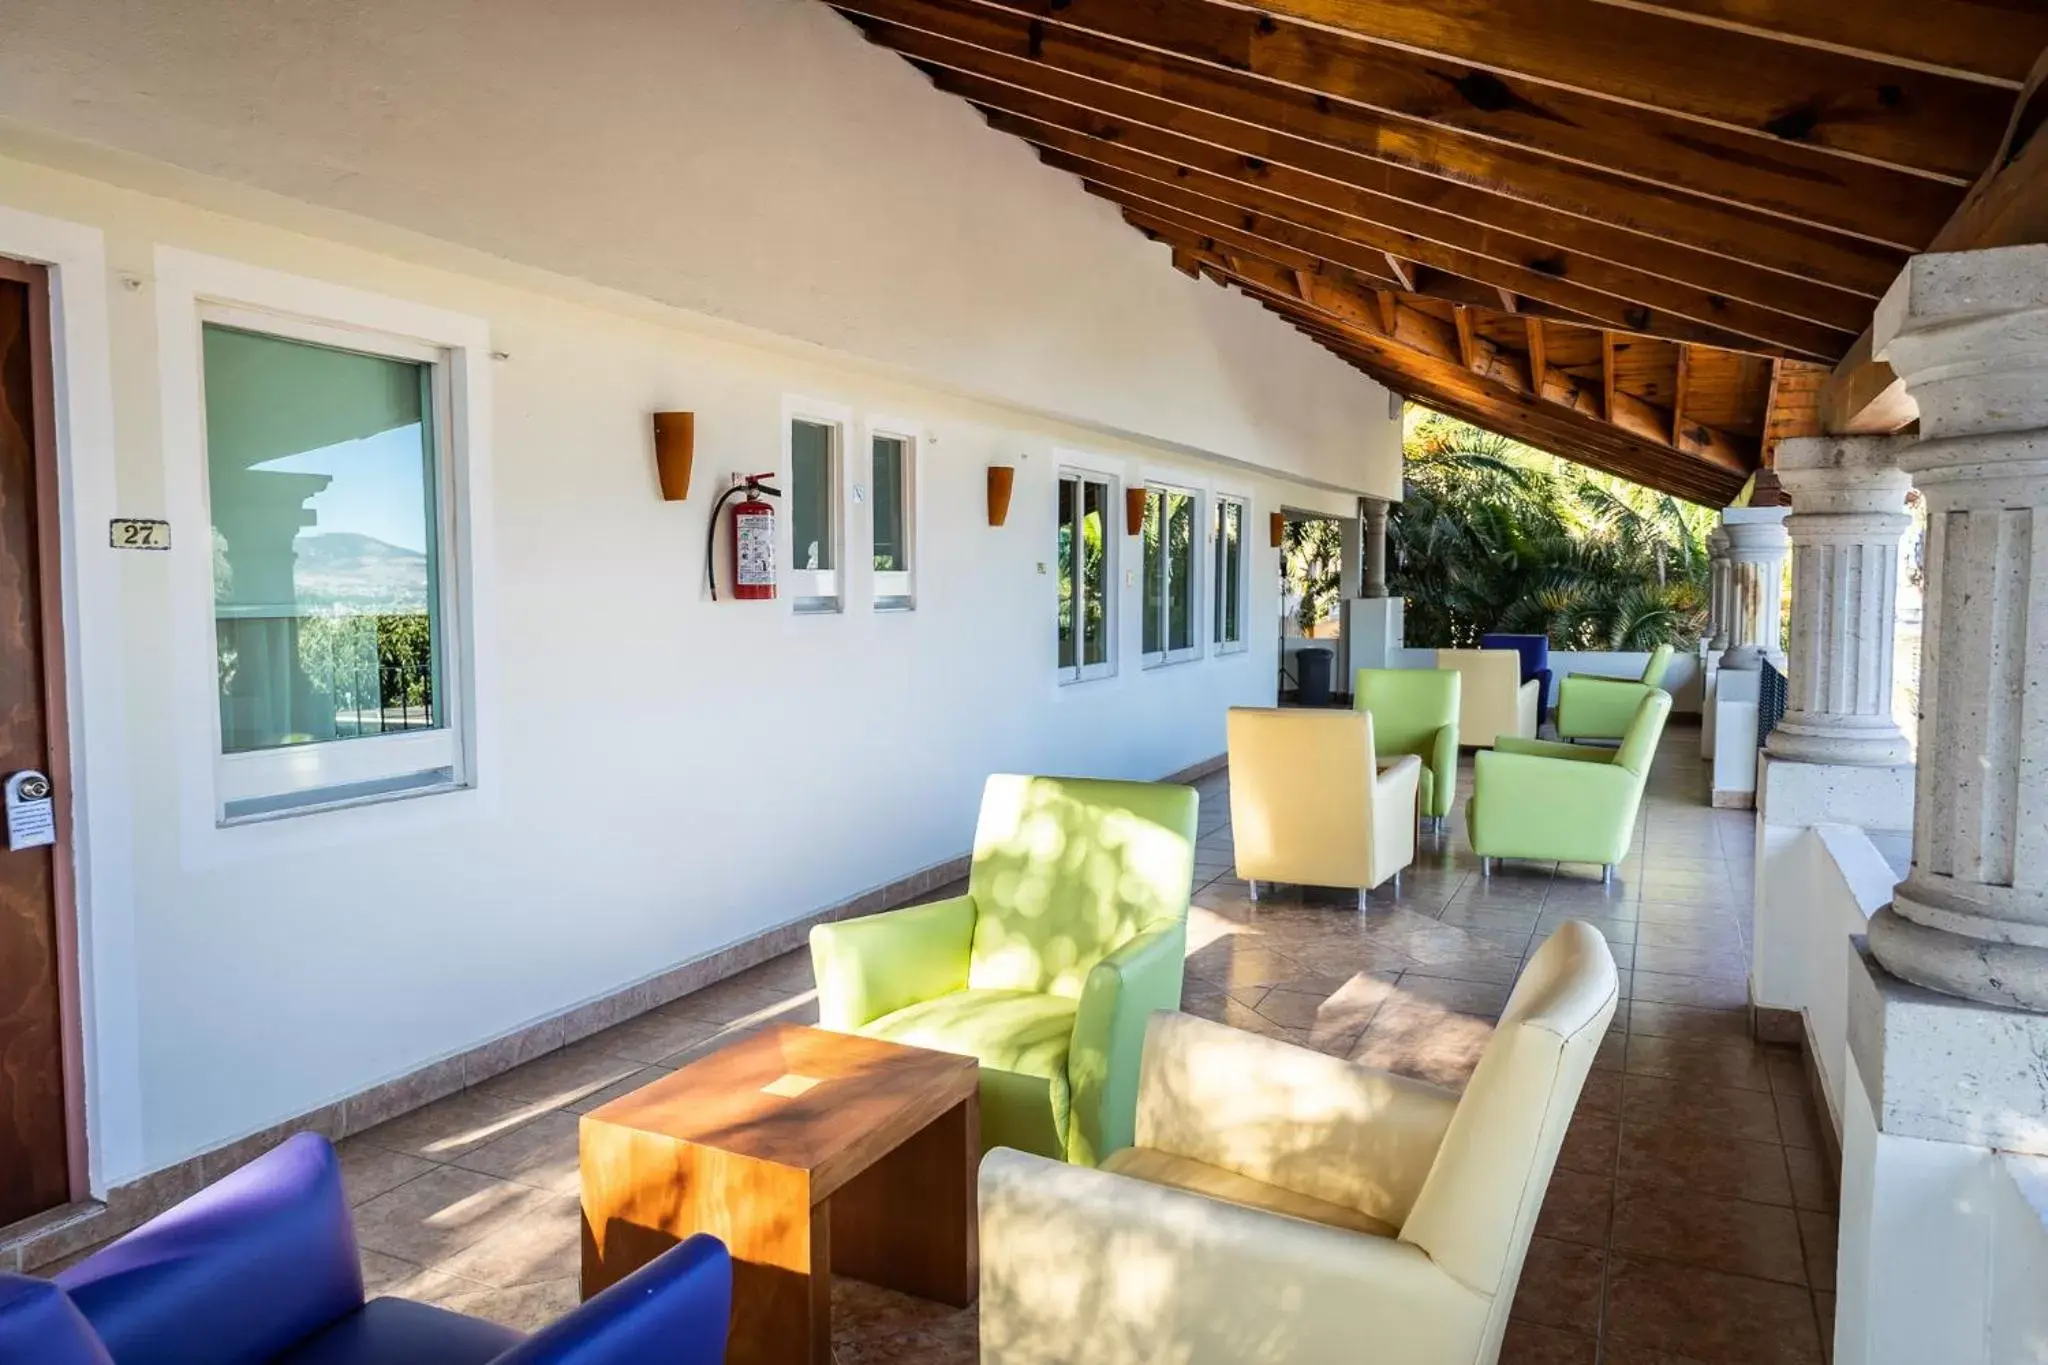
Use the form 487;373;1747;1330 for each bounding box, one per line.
1125;486;1148;536
1269;510;1285;548
987;465;1015;527
652;411;695;501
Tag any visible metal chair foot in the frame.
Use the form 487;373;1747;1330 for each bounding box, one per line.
1247;879;1260;902
1602;863;1616;887
1480;856;1495;877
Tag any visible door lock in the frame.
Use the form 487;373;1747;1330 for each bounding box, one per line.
5;770;56;851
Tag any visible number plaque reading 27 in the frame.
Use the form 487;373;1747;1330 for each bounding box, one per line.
109;518;171;550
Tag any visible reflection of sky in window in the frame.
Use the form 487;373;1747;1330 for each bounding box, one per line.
253;423;429;553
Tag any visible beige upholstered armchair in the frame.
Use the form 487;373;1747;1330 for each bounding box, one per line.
1437;649;1541;748
979;923;1620;1365
1225;706;1421;908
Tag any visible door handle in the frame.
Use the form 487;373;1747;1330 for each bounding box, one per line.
5;770;56;850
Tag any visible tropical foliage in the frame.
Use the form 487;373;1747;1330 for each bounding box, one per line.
1391;412;1717;650
1282;516;1347;635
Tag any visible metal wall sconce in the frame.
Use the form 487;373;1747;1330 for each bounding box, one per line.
987;466;1015;526
653;411;694;501
1125;486;1148;536
1270;510;1286;548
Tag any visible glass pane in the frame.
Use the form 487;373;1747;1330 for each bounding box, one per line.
204;324;441;755
872;435;908;572
1212;502;1226;644
1223;501;1243;644
1082;481;1109;667
1142;489;1163;655
791;420;835;571
1168;491;1195;652
1057;478;1077;671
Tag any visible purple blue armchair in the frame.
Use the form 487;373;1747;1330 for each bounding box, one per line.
1480;633;1553;724
0;1133;729;1365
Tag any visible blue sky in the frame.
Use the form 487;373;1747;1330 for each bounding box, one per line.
254;423;433;554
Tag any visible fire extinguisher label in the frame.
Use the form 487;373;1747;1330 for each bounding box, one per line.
735;510;776;588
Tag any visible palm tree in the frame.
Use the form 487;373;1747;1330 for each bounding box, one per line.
1391;413;1712;650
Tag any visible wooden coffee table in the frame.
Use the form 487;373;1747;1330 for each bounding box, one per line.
579;1024;979;1365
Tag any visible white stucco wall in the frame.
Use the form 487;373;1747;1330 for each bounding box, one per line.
0;0;1399;499
0;58;1394;1185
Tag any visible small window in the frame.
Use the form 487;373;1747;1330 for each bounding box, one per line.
870;431;914;611
1142;484;1201;666
1212;496;1247;652
789;417;841;613
1057;471;1115;683
202;316;464;820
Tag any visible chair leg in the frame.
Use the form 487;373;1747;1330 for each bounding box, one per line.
1357;888;1370;912
1602;863;1616;887
1390;870;1402;896
1247;879;1260;902
1481;856;1495;877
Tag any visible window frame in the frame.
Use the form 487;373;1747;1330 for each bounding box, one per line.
1140;481;1205;668
864;417;918;612
195;301;471;824
1056;466;1119;686
783;399;848;615
1210;492;1250;655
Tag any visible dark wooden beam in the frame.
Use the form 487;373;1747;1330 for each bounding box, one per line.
982;103;1859;354
837;2;1943;261
902;48;1900;309
1211;0;2008;178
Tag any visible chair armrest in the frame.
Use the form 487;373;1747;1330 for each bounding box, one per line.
1494;736;1612;763
1068;921;1188;1166
58;1134;363;1365
809;894;976;1029
1516;678;1541;738
1423;723;1458;817
496;1234;729;1365
979;1148;1488;1365
1135;1013;1457;1228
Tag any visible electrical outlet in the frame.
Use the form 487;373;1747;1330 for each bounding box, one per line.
1036;562;1047;575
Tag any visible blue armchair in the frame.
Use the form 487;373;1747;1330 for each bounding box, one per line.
1481;633;1553;724
0;1133;729;1365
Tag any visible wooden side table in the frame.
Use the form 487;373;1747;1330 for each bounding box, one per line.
580;1024;979;1365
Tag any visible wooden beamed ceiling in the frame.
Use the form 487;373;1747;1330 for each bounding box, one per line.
824;0;2041;502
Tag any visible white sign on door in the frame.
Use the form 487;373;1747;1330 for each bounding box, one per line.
5;770;56;851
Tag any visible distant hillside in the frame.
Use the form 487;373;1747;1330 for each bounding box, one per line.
292;531;428;609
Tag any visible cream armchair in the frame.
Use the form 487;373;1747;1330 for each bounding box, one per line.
1437;649;1541;748
1226;706;1421;907
979;923;1620;1365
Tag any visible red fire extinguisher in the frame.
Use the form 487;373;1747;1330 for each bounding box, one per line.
706;473;781;601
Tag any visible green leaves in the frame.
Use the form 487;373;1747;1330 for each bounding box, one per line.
1391;412;1711;651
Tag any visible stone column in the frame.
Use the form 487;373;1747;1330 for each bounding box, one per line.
1864;244;2048;1011
1764;437;1914;766
1705;525;1733;651
1362;497;1390;599
1718;507;1791;672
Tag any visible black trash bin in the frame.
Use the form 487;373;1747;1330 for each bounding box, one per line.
1294;646;1334;705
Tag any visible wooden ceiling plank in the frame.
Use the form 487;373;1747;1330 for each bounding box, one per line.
840;4;1932;276
1207;0;2008;179
1611;0;2046;86
1053;148;1808;356
1526;317;1548;396
911;51;1902;311
994;107;1856;355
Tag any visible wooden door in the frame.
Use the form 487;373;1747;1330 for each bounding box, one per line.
0;258;77;1227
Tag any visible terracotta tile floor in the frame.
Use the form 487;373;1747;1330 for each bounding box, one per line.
213;720;1840;1362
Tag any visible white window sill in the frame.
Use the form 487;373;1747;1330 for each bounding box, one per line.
221;770;468;826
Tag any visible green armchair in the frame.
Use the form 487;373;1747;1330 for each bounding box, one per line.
1467;689;1672;878
809;774;1198;1167
1354;668;1459;830
1555;643;1675;742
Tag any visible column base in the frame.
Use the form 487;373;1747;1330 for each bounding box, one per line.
1848;937;2048;1154
1764;715;1911;766
1869;902;2048;1013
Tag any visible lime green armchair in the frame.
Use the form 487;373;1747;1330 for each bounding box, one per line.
809;774;1198;1167
1554;643;1675;742
1355;668;1459;830
1467;690;1672;879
